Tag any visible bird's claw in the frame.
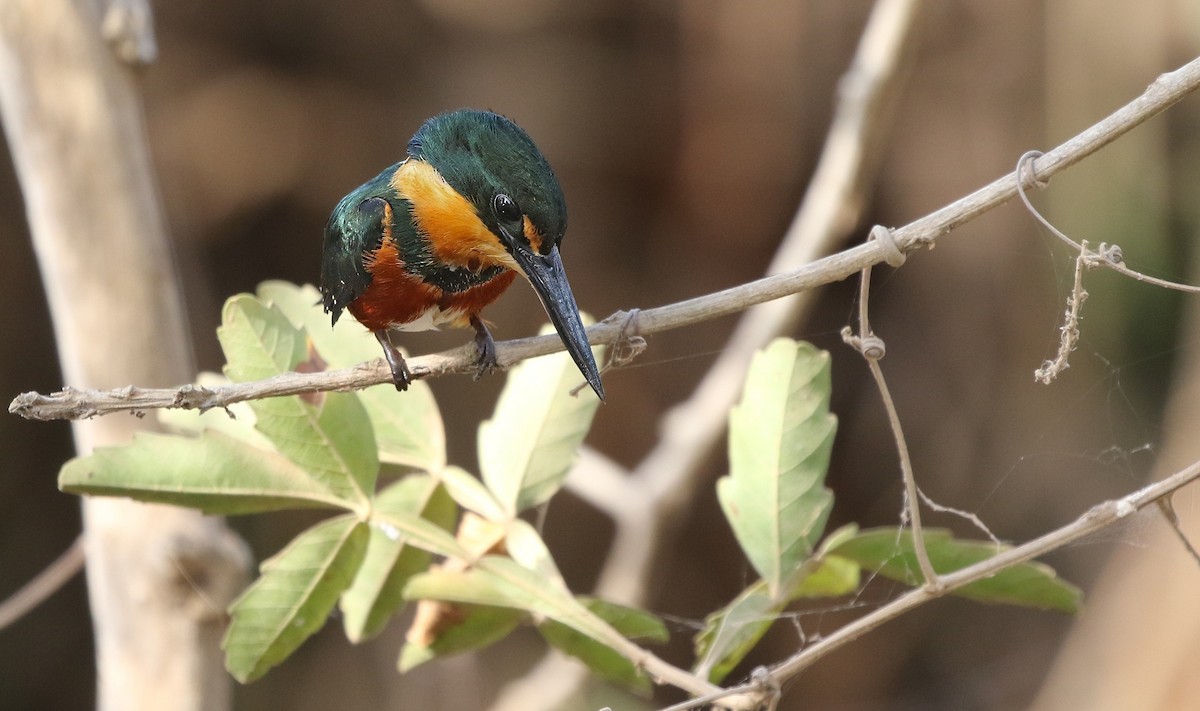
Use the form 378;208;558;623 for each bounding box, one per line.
375;330;411;391
471;315;498;381
386;358;412;392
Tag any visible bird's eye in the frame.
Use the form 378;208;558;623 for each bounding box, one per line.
493;193;521;223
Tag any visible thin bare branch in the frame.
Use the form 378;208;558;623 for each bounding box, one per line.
1016;150;1200;296
0;536;84;630
841;260;940;588
1154;497;1200;569
916;488;1000;545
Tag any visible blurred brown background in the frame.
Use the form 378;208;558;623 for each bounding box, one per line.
4;1;1200;709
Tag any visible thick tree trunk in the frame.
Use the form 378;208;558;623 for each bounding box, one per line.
0;1;249;709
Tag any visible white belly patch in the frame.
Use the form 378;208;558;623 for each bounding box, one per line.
393;306;463;332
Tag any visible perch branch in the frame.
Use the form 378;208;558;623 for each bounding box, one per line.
11;56;1200;422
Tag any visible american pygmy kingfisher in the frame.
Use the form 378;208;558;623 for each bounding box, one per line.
319;109;604;400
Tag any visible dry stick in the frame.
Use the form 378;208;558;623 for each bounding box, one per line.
840;253;939;588
1016;150;1200;296
12;56;1200;423
657;676;772;711
1154;498;1200;569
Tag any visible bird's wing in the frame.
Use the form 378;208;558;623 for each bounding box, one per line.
319;195;390;325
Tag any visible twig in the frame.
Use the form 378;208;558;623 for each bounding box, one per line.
0;536;85;630
916;488;1000;545
1154;497;1200;569
12;57;1200;423
656;676;770;711
840;253;939;588
1018;152;1200;296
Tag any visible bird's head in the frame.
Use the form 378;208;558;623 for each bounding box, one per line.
394;109;603;400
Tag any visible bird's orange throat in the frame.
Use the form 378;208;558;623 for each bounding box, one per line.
391;159;519;272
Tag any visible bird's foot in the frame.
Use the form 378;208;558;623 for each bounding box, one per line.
470;315;498;381
374;330;411;391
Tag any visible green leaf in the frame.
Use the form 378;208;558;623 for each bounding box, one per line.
399;604;524;672
256;281;380;368
403;558;533;610
785;524;862;599
504;519;566;587
830;528;1083;613
59;431;351;514
360;384;445;472
693;580;780;684
478;322;604;516
789;555;860;599
573;598;668;643
219;294;307;381
406;559;659;688
538;597;666;694
405;556;631;655
223;516;368;682
368;508;471;562
340;475;456;642
818;523;860;555
718;339;837;599
258;281;446;472
218;294;377;510
439;466;507;522
692;549;860;685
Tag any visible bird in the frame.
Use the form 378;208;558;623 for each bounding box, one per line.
319;109;604;401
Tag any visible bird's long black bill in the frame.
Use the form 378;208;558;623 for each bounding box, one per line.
511;245;605;401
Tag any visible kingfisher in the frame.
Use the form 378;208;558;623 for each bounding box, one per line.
319;109;604;400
